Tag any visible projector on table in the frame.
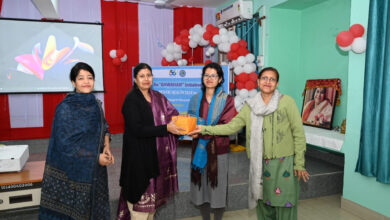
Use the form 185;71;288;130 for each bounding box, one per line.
0;145;29;173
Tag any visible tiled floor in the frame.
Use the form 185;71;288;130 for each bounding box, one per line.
178;195;363;220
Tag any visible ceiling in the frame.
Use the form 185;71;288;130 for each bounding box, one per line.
125;0;231;8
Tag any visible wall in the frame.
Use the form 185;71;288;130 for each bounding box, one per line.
267;0;350;128
342;0;390;217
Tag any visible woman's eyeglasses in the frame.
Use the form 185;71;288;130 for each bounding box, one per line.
260;76;277;83
204;74;219;79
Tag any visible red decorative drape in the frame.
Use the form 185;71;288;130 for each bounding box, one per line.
174;7;203;64
0;93;66;140
0;0;3;14
101;1;139;133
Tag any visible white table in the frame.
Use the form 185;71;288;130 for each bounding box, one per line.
303;126;345;152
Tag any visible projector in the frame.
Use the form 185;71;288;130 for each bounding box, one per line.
0;145;29;172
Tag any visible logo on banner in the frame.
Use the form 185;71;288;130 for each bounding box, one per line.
169;69;177;76
179;70;186;77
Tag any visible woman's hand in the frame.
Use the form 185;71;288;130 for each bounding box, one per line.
103;145;115;164
167;117;185;135
187;125;202;136
294;170;310;182
99;153;113;166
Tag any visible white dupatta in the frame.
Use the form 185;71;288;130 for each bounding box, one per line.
246;89;282;209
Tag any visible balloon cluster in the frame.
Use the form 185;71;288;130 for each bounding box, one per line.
109;49;127;66
336;24;366;54
160;23;258;111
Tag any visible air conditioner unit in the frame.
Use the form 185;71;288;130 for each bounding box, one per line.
216;0;253;27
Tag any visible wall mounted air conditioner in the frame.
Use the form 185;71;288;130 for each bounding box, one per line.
216;0;253;27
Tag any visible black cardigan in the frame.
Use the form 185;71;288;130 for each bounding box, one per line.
120;88;169;203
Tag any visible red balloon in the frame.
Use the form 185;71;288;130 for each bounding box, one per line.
169;60;178;66
236;82;244;90
229;82;235;90
212;27;219;35
206;24;215;32
249;72;258;81
227;52;233;61
116;49;125;58
336;31;354;47
188;57;194;64
230;43;239;52
238;73;249;82
205;59;212;65
203;32;212;41
234;75;239;82
209;41;217;47
238;40;247;48
349;24;365;37
238;47;249;56
231;52;239;60
161;58;168;66
245;81;257;90
112;57;121;66
175;36;182;45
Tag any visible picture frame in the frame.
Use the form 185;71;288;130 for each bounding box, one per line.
301;79;340;129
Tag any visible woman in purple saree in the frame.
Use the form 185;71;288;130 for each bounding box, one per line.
117;63;183;220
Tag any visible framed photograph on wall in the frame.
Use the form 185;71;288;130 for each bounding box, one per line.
301;79;341;129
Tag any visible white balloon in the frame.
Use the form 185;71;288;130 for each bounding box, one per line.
109;49;117;58
189;40;197;48
339;45;351;51
217;43;225;52
199;39;209;46
205;51;211;57
227;31;236;37
166;54;174;62
194;24;202;30
120;54;127;62
232;60;239;68
221;42;230;53
229;35;240;44
182;59;188;66
245;53;255;63
219;28;227;35
237;56;246;66
235;89;240;95
249;63;257;72
208;47;215;54
192;34;201;43
243;63;252;73
177;60;183;66
234;65;243;75
220;34;229;43
161;49;168;57
173;43;181;53
351;37;366;54
212;35;221;44
174;52;182;60
239;89;249;99
189;27;195;35
248;89;258;97
167;43;175;53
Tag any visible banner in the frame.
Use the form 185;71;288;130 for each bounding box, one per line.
151;66;229;114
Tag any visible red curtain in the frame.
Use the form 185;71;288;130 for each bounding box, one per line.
0;93;66;140
174;7;203;64
0;0;3;14
101;1;139;133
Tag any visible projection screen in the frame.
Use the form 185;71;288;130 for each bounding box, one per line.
0;18;103;93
